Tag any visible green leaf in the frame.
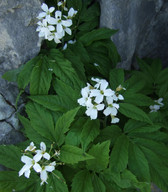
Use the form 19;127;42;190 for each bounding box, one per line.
123;93;154;106
141;146;168;192
29;95;75;112
55;107;80;146
92;173;106;192
87;140;110;172
30;55;52;95
48;49;83;89
17;56;38;89
71;170;94;192
109;134;129;172
2;67;22;82
156;67;168;85
25;102;55;141
80;119;100;151
65;117;86;146
128;142;150;182
18;115;51;146
109;68;124;90
60;145;94;164
119;103;152;124
46;170;68;192
79;28;118;46
0;145;22;170
0;171;38;192
95;125;122;145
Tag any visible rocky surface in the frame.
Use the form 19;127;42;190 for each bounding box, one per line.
99;0;168;70
0;0;42;145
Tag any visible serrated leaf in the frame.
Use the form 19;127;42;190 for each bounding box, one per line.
17;57;38;89
109;68;124;90
95;125;122;145
60;145;94;164
92;173;106;192
48;49;83;89
46;170;68;192
18;115;51;146
2;67;22;82
79;28;118;46
65;117;86;146
80;119;100;151
71;170;94;192
87;140;110;172
0;145;22;170
110;134;129;172
25;102;55;141
123;93;154;106
30;55;52;95
128;142;150;182
141;146;168;192
29;95;75;112
0;171;38;192
55;107;80;146
119;103;152;124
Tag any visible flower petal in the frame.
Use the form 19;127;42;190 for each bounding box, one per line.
41;3;48;12
43;152;50;160
40;142;46;151
33;152;42;162
33;163;42;173
21;156;32;164
40;170;48;183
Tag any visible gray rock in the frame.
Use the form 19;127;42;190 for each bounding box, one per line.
0;0;42;144
99;0;168;69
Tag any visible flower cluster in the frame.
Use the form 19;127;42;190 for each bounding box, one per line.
77;78;125;123
149;98;164;113
19;142;60;185
36;2;77;44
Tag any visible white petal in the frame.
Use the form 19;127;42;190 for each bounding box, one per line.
21;156;32;164
100;80;108;91
55;10;62;19
90;89;100;97
45;165;55;172
104;89;115;97
33;153;42;162
110;107;118;116
48;25;55;31
103;107;112;116
33;163;42;173
68;8;74;17
41;3;48;12
40;142;46;151
48;17;57;25
63;43;68;50
62;19;72;27
57;23;63;33
43;152;50;160
95;94;104;104
24;169;31;178
113;103;119;109
40;170;48;184
38;12;46;18
111;117;120;124
65;27;72;35
49;7;55;13
97;104;105;111
118;94;124;100
19;164;32;177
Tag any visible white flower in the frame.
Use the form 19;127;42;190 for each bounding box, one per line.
155;98;164;107
116;85;126;92
48;11;72;33
90;79;114;104
36;19;55;39
37;3;55;21
25;142;36;152
67;8;78;18
54;150;60;157
47;32;63;44
149;104;160;113
103;96;119;116
77;84;92;107
40;161;56;185
34;142;50;162
85;103;104;119
19;155;42;178
111;115;120;124
112;93;124;101
57;0;68;11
